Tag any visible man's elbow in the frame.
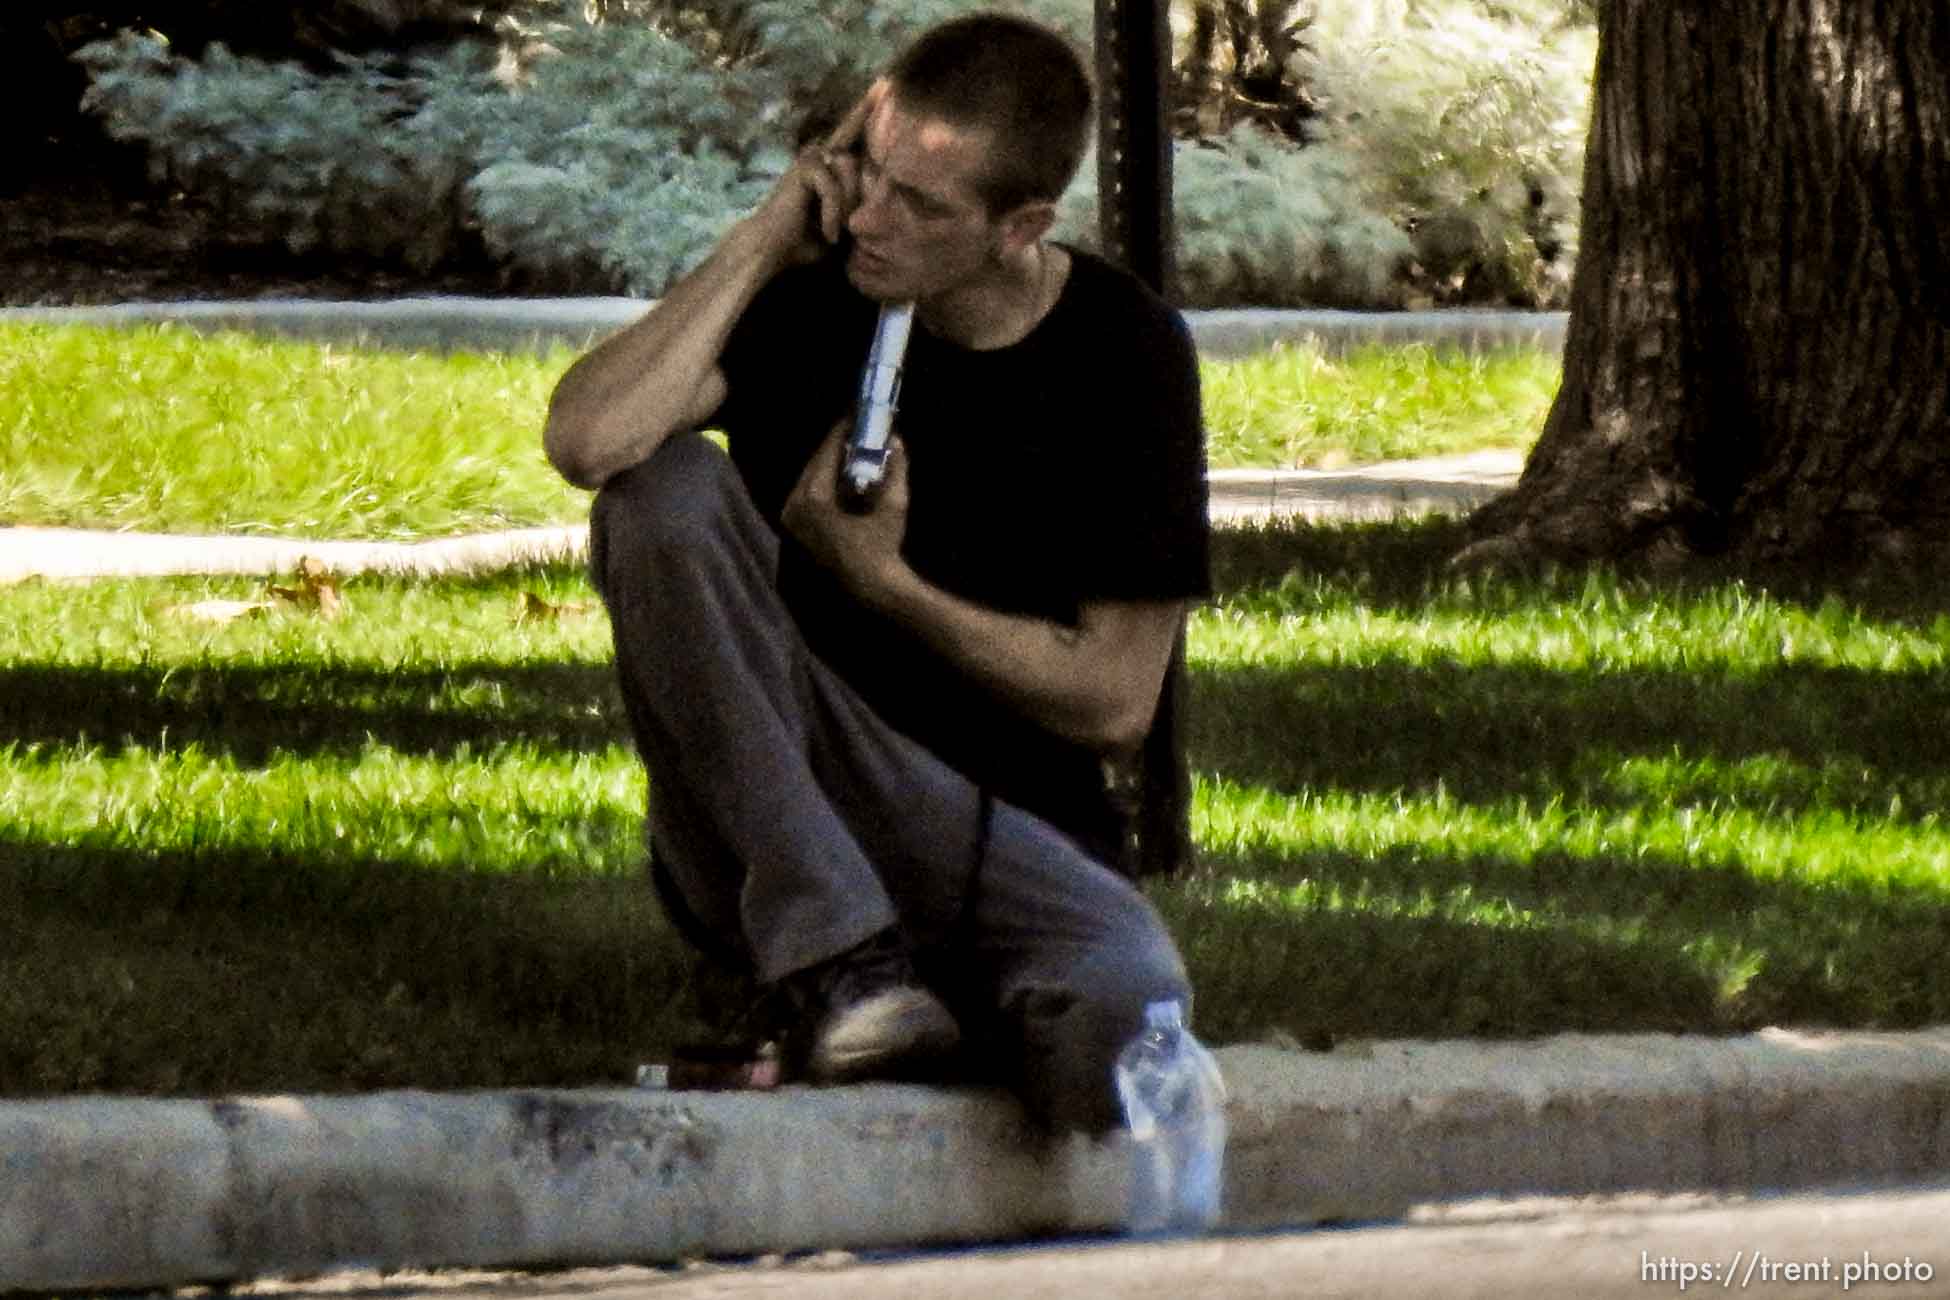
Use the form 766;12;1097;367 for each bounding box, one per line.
543;385;636;491
1065;603;1183;753
1078;690;1160;754
543;414;608;491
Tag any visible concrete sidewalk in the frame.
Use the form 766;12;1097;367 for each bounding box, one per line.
217;1186;1950;1300
0;450;1524;585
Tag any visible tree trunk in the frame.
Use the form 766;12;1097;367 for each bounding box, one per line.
1465;0;1950;568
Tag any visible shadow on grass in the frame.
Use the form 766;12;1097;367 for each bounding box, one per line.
1187;657;1950;823
0;833;728;1097
1211;514;1476;600
1186;517;1950;1044
1159;849;1734;1046
1210;513;1950;623
0;659;629;761
1161;839;1950;1047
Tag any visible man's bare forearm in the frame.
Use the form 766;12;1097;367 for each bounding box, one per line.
541;220;784;490
779;424;1183;752
871;567;1181;753
544;88;883;491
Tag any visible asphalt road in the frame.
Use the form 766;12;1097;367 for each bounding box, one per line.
219;1186;1950;1300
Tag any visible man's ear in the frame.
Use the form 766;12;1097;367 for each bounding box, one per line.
997;200;1057;254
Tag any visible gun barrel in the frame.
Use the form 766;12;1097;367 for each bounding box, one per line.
839;301;916;510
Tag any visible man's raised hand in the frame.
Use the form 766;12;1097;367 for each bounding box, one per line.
752;81;887;269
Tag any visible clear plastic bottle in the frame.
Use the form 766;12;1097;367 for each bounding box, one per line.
1113;998;1227;1235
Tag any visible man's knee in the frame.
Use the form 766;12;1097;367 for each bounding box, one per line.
589;435;758;607
1008;943;1191;1136
594;434;738;550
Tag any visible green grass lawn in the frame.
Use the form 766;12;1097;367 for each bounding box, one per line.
4;322;1946;1098
0;322;1556;537
0;323;585;539
4;525;1949;1096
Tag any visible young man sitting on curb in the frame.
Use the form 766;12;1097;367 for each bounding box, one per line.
544;11;1211;1134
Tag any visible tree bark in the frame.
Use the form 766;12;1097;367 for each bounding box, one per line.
1465;0;1950;568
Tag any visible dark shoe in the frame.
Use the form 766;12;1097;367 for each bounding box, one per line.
780;930;960;1083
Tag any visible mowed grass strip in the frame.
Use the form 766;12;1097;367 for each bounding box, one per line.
0;322;1553;540
0;322;586;539
1199;340;1558;467
4;527;1949;1096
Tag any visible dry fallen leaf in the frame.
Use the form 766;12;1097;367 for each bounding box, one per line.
517;592;595;624
268;556;344;619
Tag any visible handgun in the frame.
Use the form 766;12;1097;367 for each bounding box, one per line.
837;300;915;512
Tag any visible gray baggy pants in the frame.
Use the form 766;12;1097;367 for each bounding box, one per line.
589;433;1190;1132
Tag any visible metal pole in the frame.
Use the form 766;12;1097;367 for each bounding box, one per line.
1094;0;1189;878
1094;0;1174;299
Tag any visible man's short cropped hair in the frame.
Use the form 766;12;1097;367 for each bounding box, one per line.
886;12;1094;215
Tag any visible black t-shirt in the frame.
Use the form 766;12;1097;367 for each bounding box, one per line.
712;245;1210;863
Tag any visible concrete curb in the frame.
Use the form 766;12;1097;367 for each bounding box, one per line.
0;298;1568;360
5;1027;1949;1292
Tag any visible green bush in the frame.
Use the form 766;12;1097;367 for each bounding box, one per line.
73;0;1595;307
1083;0;1597;308
1061;0;1592;306
1302;0;1596;305
1055;0;1592;308
472;0;1013;294
1167;0;1319;141
33;2;534;63
77;6;791;292
72;0;985;295
462;17;775;294
76;32;495;272
17;2;547;182
1055;128;1414;308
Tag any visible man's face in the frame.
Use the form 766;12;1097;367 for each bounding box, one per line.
844;94;1005;302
